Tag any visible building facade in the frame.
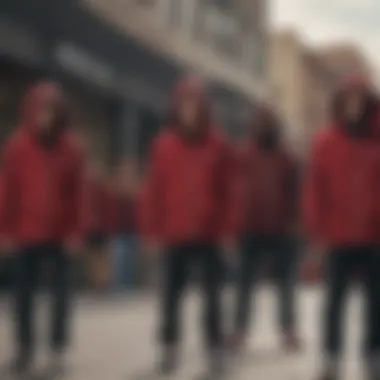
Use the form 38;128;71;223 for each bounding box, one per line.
317;43;373;81
268;30;337;159
82;0;269;136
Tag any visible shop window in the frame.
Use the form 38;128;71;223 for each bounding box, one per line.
67;91;112;168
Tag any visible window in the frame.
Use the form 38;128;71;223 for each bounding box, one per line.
204;5;243;61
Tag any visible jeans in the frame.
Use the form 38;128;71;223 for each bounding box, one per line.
13;244;72;356
111;235;137;289
160;243;223;349
324;246;380;358
235;235;299;333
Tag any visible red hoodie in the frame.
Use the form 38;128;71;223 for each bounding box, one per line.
139;76;239;245
303;77;380;246
238;122;298;235
0;81;88;246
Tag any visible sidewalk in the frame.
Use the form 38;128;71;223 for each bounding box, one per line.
0;286;365;380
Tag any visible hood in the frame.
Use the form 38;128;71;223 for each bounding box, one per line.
169;75;211;138
250;105;281;149
19;81;68;136
331;75;379;137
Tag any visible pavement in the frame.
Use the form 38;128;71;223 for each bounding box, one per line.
0;286;367;380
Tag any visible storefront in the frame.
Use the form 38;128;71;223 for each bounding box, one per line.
0;0;180;169
0;15;48;145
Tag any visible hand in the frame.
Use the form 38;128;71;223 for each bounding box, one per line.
142;238;162;258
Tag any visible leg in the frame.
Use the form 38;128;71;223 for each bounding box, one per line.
111;236;126;290
49;246;72;352
122;236;138;289
199;245;225;378
320;248;353;380
363;248;380;365
273;236;299;335
160;246;189;351
199;245;224;349
13;247;40;362
234;237;262;335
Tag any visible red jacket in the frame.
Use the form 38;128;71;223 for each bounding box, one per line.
0;81;88;245
303;78;380;246
239;141;298;235
139;76;239;245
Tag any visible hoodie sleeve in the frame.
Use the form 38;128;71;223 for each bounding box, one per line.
138;138;165;241
218;141;241;240
0;138;20;243
302;133;328;241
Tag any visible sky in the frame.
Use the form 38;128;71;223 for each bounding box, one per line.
270;0;380;79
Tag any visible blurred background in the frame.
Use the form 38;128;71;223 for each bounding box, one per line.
0;0;376;379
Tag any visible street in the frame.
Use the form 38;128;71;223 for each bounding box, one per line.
0;286;366;380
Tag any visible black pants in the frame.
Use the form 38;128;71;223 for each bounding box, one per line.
160;243;223;349
235;235;298;332
324;246;380;358
13;244;72;357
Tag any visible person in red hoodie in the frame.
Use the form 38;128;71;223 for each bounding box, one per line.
0;81;88;377
106;158;139;291
303;76;380;380
139;75;238;378
229;105;301;353
86;163;109;290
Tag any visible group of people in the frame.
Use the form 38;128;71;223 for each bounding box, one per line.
0;72;380;380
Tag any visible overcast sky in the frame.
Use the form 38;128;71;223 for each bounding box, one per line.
270;0;380;76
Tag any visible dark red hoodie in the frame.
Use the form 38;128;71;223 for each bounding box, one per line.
238;107;298;235
303;76;380;245
139;76;239;245
0;81;88;246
